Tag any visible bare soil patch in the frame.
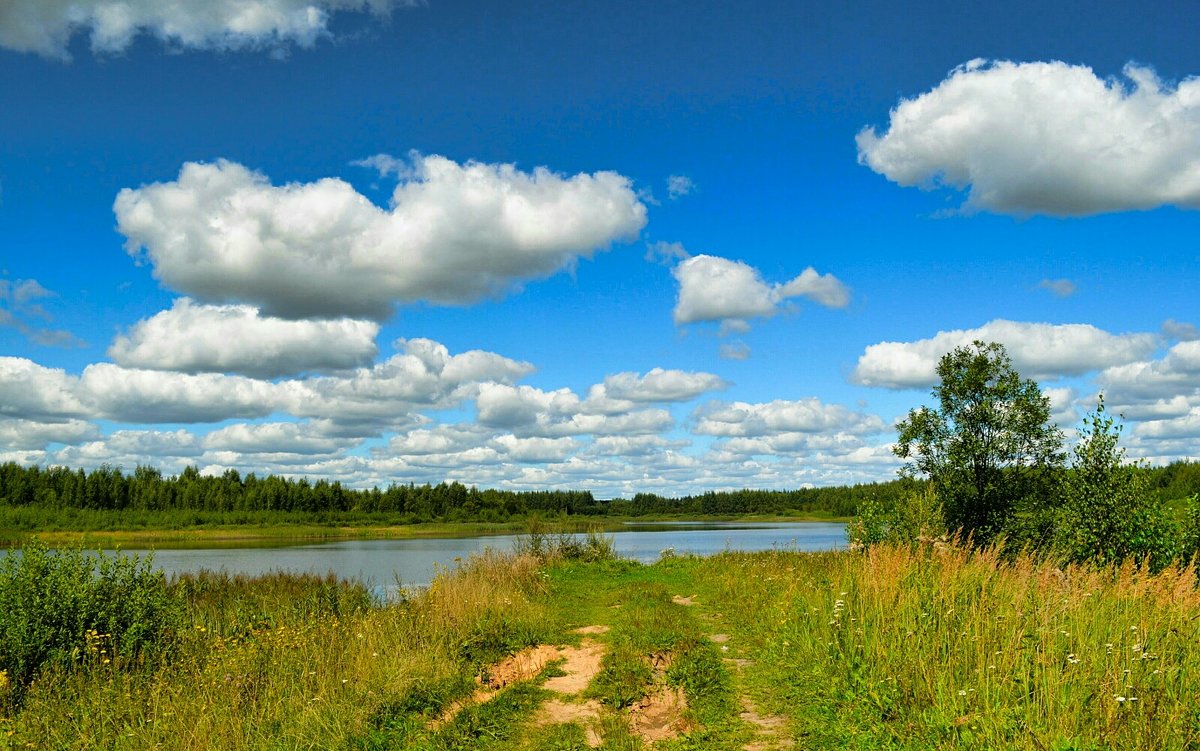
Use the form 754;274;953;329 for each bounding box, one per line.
709;632;730;643
739;696;794;750
671;594;698;606
630;685;691;742
536;699;604;748
481;644;563;690
573;624;610;635
543;640;605;694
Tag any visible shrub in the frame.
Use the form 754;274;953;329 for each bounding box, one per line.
847;484;945;548
513;524;617;562
0;541;181;702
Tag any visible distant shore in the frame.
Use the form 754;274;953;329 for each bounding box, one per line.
1;512;848;548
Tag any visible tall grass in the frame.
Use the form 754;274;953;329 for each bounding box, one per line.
0;550;556;750
698;543;1200;749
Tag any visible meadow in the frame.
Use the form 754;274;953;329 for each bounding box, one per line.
3;535;1199;750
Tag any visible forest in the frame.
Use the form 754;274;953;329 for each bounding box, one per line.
0;458;1196;526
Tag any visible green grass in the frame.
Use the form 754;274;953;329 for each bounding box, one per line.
4;542;1200;749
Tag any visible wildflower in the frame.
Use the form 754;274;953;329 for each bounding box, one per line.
1067;654;1080;664
958;690;967;696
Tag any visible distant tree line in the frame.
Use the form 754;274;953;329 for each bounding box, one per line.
0;462;919;522
0;431;1194;528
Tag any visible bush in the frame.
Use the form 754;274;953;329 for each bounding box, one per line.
513;523;617;562
847;484;945;549
0;541;181;702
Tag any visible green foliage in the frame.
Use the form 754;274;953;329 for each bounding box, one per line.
894;341;1064;543
0;541;180;702
1183;495;1200;560
847;484;945;548
513;524;619;563
169;569;373;636
1053;400;1179;570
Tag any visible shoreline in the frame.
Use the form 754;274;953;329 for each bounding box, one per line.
1;513;849;548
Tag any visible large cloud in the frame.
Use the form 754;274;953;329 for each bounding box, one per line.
672;254;849;326
109;298;379;378
114;156;647;320
0;0;403;60
858;60;1200;216
853;320;1159;389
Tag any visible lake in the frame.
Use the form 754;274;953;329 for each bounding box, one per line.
121;521;846;597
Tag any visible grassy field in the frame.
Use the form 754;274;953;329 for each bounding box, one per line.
3;540;1199;749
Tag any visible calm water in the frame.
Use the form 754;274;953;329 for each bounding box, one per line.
114;521;845;597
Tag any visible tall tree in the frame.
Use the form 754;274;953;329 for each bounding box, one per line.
894;341;1063;542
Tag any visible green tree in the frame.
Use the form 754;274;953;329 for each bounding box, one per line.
1054;399;1178;569
894;341;1064;543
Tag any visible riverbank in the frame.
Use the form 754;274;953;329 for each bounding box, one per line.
0;510;847;548
3;541;1197;749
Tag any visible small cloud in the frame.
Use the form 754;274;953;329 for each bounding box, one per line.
1;0;412;61
718;319;751;337
1038;278;1077;298
719;342;751;361
1163;318;1200;341
0;278;86;349
350;152;415;179
672;254;851;327
30;328;87;349
667;175;695;200
644;240;691;266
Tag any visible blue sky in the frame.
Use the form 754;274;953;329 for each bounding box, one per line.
1;0;1198;495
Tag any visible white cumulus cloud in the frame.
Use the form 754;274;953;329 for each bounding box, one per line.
853;320;1159;389
0;357;88;420
858;60;1200;216
81;364;282;424
672;254;849;327
109;298;379;378
204;422;354;455
595;368;727;403
285;338;534;431
692;398;887;438
0;418;99;451
0;0;404;60
475;383;672;438
114;156;648;320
